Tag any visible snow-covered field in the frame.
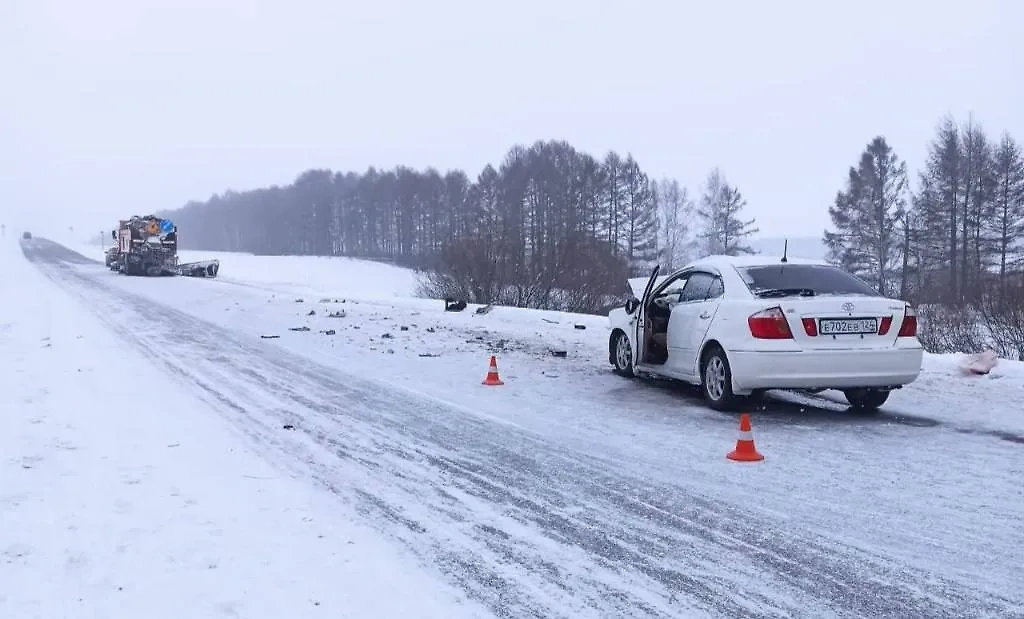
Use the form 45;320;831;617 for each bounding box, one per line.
6;236;1024;618
69;240;1024;438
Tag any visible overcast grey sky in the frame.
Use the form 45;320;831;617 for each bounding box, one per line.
2;0;1020;240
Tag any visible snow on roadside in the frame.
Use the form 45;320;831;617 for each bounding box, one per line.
1;237;486;619
60;239;1024;436
63;239;418;299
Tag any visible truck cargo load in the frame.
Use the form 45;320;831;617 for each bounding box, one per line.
105;215;220;278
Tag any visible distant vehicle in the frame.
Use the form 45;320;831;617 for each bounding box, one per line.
607;253;923;412
107;214;220;278
22;231;31;239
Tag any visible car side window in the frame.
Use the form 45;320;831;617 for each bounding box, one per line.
658;274;688;297
681;272;715;302
707;276;724;299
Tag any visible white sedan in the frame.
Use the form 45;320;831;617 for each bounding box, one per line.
607;254;924;412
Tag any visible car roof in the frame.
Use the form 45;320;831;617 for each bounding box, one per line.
684;254;829;270
626;254;836;299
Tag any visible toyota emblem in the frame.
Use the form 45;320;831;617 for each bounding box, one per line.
841;302;855;312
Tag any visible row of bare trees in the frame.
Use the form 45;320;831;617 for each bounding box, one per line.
823;114;1024;358
162;140;758;313
162;114;1023;356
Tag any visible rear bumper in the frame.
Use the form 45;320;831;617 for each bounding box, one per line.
728;346;924;392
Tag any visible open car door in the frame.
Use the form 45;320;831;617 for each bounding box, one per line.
632;265;661;368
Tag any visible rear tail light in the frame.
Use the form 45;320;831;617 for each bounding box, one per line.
897;305;917;337
801;317;817;336
748;306;794;339
878;316;893;335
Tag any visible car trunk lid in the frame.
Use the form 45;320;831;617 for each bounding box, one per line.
774;296;910;350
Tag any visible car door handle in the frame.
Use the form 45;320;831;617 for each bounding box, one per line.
699;312;711;319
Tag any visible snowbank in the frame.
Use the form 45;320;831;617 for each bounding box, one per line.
58;238;420;300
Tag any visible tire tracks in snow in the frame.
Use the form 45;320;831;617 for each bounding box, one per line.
21;239;1021;619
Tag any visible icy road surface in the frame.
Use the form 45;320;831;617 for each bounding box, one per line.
1;239;484;619
18;238;1024;619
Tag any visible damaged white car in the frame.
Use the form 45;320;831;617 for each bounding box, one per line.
607;254;924;412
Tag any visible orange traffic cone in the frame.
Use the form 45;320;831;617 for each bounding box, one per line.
482;355;504;386
726;413;764;462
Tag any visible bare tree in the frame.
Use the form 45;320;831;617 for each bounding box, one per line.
653;177;694;269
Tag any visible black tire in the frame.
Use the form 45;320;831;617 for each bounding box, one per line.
843;388;889;413
746;388;769;409
700;345;741;411
612;330;635;377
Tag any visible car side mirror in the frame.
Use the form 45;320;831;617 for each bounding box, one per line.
625;298;640;314
111;230;116;240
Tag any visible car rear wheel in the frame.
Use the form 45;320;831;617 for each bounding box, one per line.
843;388;889;412
613;331;635;377
701;346;740;411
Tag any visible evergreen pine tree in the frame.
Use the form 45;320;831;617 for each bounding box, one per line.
823;136;908;295
696;168;757;256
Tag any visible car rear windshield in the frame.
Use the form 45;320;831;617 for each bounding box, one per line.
736;264;880;296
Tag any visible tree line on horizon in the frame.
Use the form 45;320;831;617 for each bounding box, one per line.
160;114;1024;357
822;114;1024;358
161;140;758;313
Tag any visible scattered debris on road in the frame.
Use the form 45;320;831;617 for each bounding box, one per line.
444;298;466;312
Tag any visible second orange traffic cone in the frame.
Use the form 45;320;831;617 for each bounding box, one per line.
726;413;764;462
482;355;504;386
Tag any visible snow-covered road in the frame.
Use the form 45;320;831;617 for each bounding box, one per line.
2;239;484;619
13;238;1024;618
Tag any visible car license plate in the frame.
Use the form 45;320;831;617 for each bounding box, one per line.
819;317;878;335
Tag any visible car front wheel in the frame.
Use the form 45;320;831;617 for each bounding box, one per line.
701;346;740;411
843;388;889;412
613;331;635;377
